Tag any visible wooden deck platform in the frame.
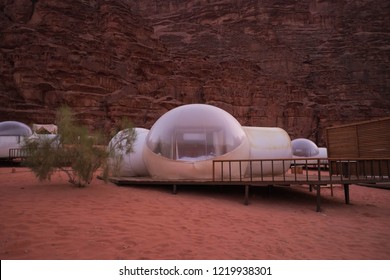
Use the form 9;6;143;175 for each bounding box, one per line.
108;174;387;212
107;158;390;212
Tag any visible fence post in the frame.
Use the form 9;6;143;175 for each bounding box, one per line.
316;184;321;212
244;185;249;205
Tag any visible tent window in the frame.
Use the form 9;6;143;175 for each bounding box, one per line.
174;128;225;161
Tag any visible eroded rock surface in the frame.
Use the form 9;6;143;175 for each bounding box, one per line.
1;0;389;144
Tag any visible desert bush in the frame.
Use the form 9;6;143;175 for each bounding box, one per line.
22;106;135;187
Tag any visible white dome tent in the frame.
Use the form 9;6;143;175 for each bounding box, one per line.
143;104;250;179
108;128;149;177
291;138;320;157
291;138;328;165
0;121;32;158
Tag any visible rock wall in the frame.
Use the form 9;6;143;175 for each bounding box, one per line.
1;0;389;145
0;0;180;132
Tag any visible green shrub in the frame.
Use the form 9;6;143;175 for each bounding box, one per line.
22;106;135;187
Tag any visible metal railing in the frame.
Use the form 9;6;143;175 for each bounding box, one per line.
212;158;390;185
8;148;29;160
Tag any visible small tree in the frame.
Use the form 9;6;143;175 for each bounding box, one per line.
22;106;135;187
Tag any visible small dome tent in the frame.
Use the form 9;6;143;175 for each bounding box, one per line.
143;104;250;179
291;138;328;165
108;128;149;177
0;121;32;136
0;121;32;158
243;126;292;176
291;138;320;157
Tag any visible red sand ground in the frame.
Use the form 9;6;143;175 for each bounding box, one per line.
0;167;389;260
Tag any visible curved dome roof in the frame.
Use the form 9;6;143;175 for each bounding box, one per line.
0;121;32;136
108;128;149;176
291;138;319;157
145;104;247;161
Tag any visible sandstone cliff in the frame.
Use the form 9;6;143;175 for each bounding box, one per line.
1;0;389;145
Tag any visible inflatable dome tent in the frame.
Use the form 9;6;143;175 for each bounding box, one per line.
291;138;319;157
291;138;328;164
108;128;149;177
110;105;297;179
0;121;32;158
143;104;250;179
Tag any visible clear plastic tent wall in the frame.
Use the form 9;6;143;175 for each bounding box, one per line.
0;121;32;158
0;121;32;136
291;138;320;157
108;128;149;177
143;104;250;179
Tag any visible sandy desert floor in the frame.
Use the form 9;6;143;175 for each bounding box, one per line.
0;167;389;260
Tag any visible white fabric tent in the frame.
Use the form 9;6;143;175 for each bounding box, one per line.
32;124;58;134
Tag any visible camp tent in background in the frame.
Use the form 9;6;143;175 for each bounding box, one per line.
28;124;59;146
32;124;58;134
0;121;32;159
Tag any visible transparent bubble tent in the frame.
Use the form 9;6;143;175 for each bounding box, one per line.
109;104;328;179
291;138;320;157
143;104;250;179
0;121;32;158
0;121;32;136
108;128;149;177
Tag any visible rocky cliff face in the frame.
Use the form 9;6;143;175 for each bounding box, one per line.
0;0;180;132
1;0;389;145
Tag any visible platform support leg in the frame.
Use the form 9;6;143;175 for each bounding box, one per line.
244;185;249;205
316;184;321;212
267;185;272;195
309;184;313;192
173;184;177;195
344;184;350;204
